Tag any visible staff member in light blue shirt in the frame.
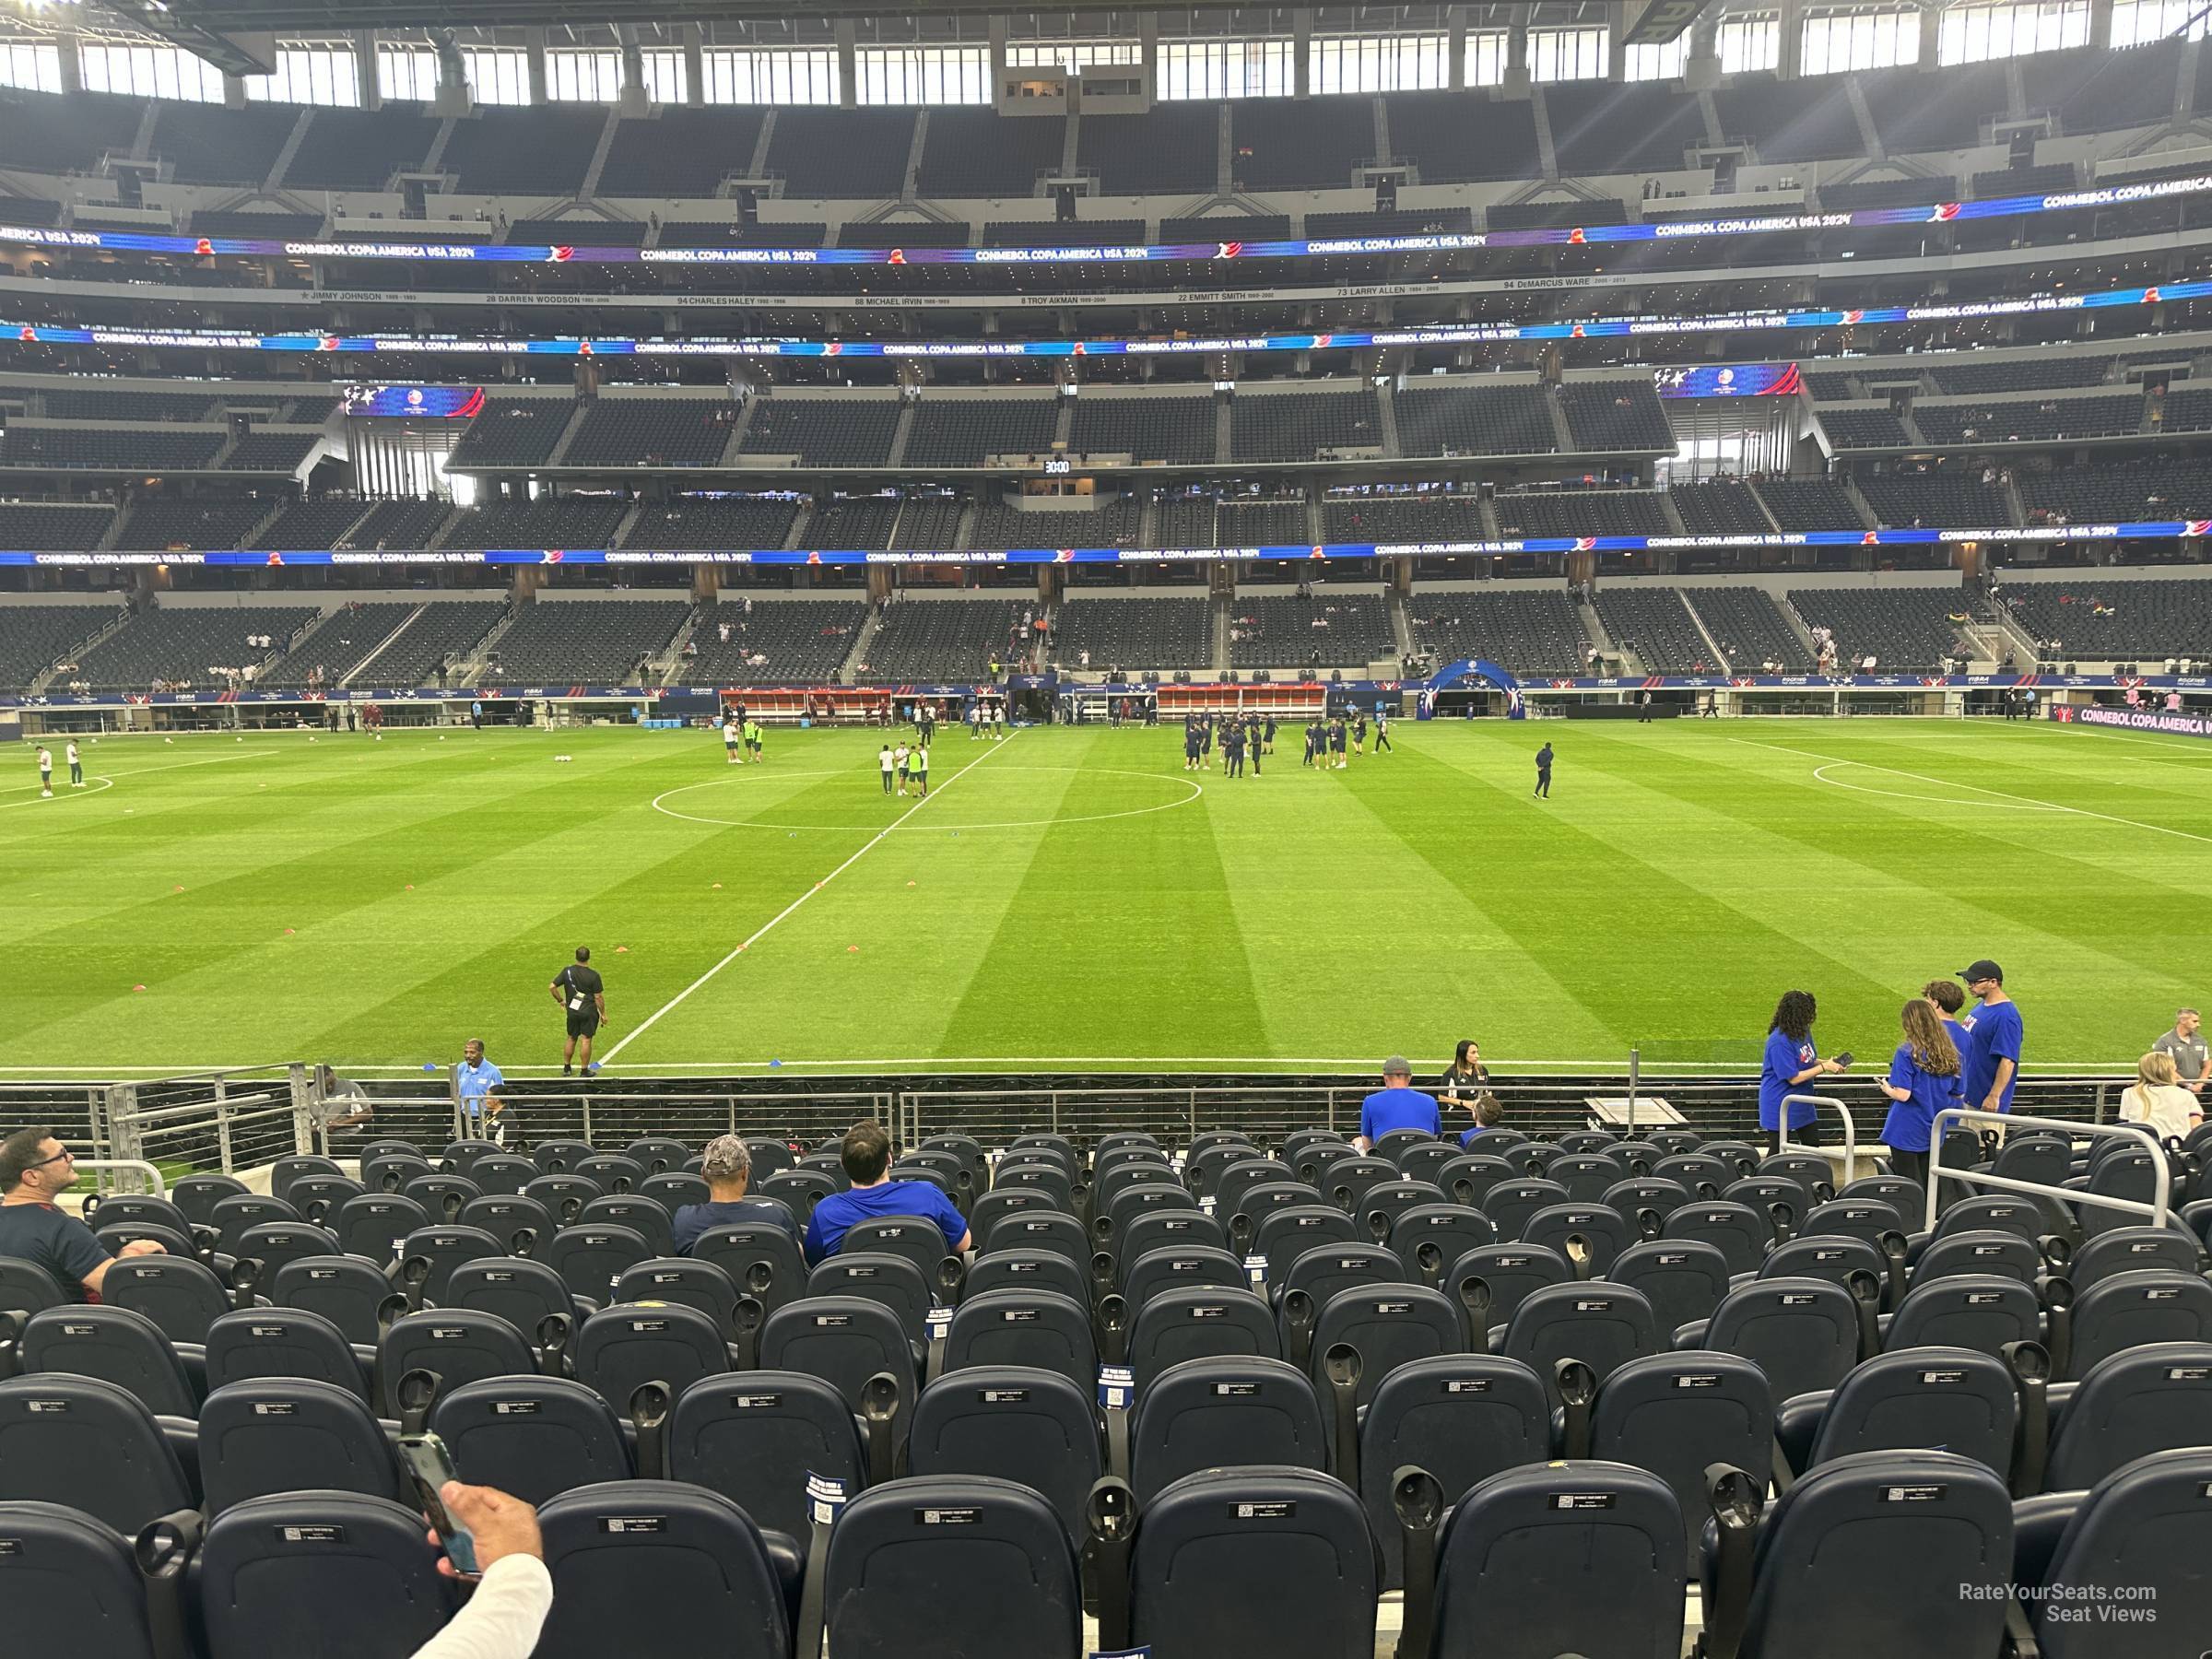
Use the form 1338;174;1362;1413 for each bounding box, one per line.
455;1038;509;1147
1356;1055;1441;1151
1760;990;1846;1154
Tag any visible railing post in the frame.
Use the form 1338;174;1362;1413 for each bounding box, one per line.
582;1093;594;1147
1051;1091;1060;1135
105;1082;142;1171
1627;1046;1640;1128
1189;1087;1197;1145
288;1062;316;1156
727;1094;738;1135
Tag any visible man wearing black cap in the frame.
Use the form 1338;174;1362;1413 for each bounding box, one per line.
1958;959;2023;1118
1354;1056;1440;1152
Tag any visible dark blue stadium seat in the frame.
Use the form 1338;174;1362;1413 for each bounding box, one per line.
983;1208;1089;1266
21;1305;196;1417
232;1221;340;1284
689;1221;808;1315
1500;1283;1658;1403
577;1195;676;1257
1522;1203;1632;1274
2010;1449;2212;1655
467;1153;538;1198
204;1307;369;1402
523;1174;600;1225
1480;1179;1569;1241
1386;1204;1495;1287
1683;1278;1861;1406
430;1376;633;1506
1549;1155;1626;1206
1759;1236;1886;1298
1252;1205;1357;1273
102;1254;235;1347
2065;1224;2203;1288
1913;1229;2043;1288
572;1303;728;1414
0;1500;157;1659
0;1373;195;1534
613;1257;741;1339
0;1254;68;1315
1127;1287;1280;1394
666;1371;866;1543
807;1252;934;1345
1884;1273;2041;1361
757;1295;913;1445
274;1256;394;1347
1782;1346;2017;1483
1129;1355;1328;1505
941;1288;1095;1393
171;1174;250;1229
377;1310;538;1415
271;1156;346;1206
1709;1450;2012;1659
443;1257;576;1339
1663;1201;1771;1275
332;1194;429;1265
909;1365;1100;1537
1797;1197;1908;1249
198;1377;403;1514
2044;1340;2212;1490
460;1195;556;1250
1359;1353;1549;1590
1445;1243;1570;1332
546;1224;653;1308
1425;1460;1684;1658
1589;1351;1771;1571
534;1480;794;1659
193;1490;457;1657
1309;1283;1461;1406
1609;1239;1732;1335
395;1225;505;1303
963;1248;1088;1305
2062;1267;2212;1377
1277;1242;1406;1312
209;1194;300;1255
1126;1466;1376;1659
574;1155;646;1194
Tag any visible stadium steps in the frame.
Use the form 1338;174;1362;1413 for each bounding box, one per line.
264;108;312;194
1060;108;1080;176
1134;493;1159;550
2177;36;2200;119
1659;493;1689;536
746;112;774;181
1373;381;1402;458
1545;387;1574;452
887;404;917;468
580;109;620;199
447;605;520;681
839;609;883;683
1846;77;1884;162
1773;593;1827;664
1898;406;1929;448
1578;593;1616;661
91;511;124;555
723;397;761;457
2002;473;2030;526
1215;102;1233;194
610;499;648;550
242;499;288;547
131;100;159;163
952;499;979;551
651;606;701;687
28;607;131;695
1840;478;1881;530
1053;397;1076;452
1697;91;1724;148
1212;399;1232;466
1387;587;1414;663
541;404;592;470
783;499;813;552
420;117;456;177
1530;87;1559;180
1210;592;1231;676
1477;497;1502;539
1679;593;1742;672
342;605;431;687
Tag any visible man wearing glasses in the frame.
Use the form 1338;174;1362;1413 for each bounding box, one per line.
0;1127;165;1301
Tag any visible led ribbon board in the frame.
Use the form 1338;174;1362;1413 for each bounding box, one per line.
341;384;486;418
0;173;2204;266
1655;363;1802;397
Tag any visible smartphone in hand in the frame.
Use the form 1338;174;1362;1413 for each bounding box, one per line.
397;1432;479;1578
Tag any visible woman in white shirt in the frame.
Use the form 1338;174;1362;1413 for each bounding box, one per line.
2119;1050;2202;1143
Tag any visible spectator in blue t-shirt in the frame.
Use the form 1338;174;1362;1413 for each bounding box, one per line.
1878;999;1966;1195
673;1134;802;1254
1456;1092;1504;1148
1923;978;1977;1088
804;1120;971;1265
1959;959;2023;1117
1759;990;1847;1154
1356;1056;1441;1152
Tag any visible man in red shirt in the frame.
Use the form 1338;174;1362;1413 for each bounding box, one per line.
0;1127;164;1301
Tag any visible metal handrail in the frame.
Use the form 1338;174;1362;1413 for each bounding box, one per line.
1927;1108;2169;1231
1779;1092;1859;1179
110;1092;288;1127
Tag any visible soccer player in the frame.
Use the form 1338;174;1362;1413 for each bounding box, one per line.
65;739;83;788
1263;715;1277;756
1183;718;1201;772
1244;718;1262;776
1200;714;1216;770
1353;712;1368;755
550;947;606;1077
912;741;929;797
1959;959;2023;1117
1354;1056;1441;1152
969;701;982;741
878;742;896;794
1329;717;1348;770
456;1039;508;1146
1224;722;1245;778
893;740;911;797
36;745;52;798
1301;719;1320;769
803;1121;971;1265
1373;708;1394;754
1533;741;1553;798
723;713;742;764
745;717;764;763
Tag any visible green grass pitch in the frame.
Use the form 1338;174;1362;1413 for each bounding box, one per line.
3;716;2206;1077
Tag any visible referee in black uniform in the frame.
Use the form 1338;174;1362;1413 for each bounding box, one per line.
552;947;607;1077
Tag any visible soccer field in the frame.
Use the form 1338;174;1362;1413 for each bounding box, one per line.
4;715;2206;1077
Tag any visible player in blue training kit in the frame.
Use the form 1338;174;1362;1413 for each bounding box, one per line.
1533;741;1553;798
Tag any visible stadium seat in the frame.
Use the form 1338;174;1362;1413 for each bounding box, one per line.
19;1305;197;1418
1433;1153;1516;1209
1913;1229;2045;1288
841;1217;962;1298
1680;1278;1864;1405
2065;1224;2204;1288
1122;1466;1376;1659
941;1288;1095;1392
1601;1178;1693;1226
1416;1460;1686;1659
613;1256;740;1338
204;1307;369;1402
83;1194;195;1239
1608;1240;1733;1335
458;1194;557;1253
444;1257;577;1340
332;1194;429;1265
1101;1181;1197;1243
192;1490;458;1657
546;1224;654;1308
808;1253;934;1346
1760;1235;1887;1299
232;1221;340;1283
377;1310;540;1415
991;1162;1069;1208
1651;1153;1731;1199
823;1476;1081;1659
983;1208;1089;1265
665;1370;867;1542
574;1155;647;1193
430;1375;632;1505
1884;1273;2043;1361
572;1303;728;1414
468;1154;538;1197
908;1365;1101;1536
1663;1200;1771;1275
1253;1205;1359;1275
757;1296;913;1459
1277;1242;1406;1314
622;1137;693;1174
533;1480;794;1659
0;1373;195;1534
1129;1355;1330;1504
102;1253;238;1347
1385;1204;1496;1288
270;1156;346;1206
395;1225;505;1304
1703;1450;2012;1659
1123;1243;1246;1310
1588;1350;1772;1571
1310;1281;1462;1412
441;1139;506;1174
1499;1283;1658;1403
2061;1267;2212;1377
1445;1243;1571;1332
1549;1154;1627;1205
0;1254;70;1315
524;1174;601;1225
2043;1340;2212;1491
689;1222;810;1317
0;1499;159;1659
577;1194;677;1256
1798;1198;1909;1250
1522;1203;1632;1275
209;1194;301;1256
969;1187;1054;1242
1116;1206;1229;1269
362;1154;432;1194
1778;1346;2018;1486
271;1256;397;1347
288;1176;366;1224
1354;1178;1446;1241
639;1171;711;1217
1479;1179;1569;1241
172;1173;250;1228
198;1377;404;1514
2010;1448;2212;1657
1127;1287;1281;1394
532;1140;596;1175
963;1248;1088;1306
758;1170;834;1219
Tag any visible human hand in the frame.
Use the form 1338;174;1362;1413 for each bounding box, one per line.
429;1481;540;1578
118;1237;167;1257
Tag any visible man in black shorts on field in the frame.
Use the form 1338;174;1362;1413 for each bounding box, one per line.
551;947;607;1077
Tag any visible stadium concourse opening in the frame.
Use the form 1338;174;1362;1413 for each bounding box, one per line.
4;4;2212;1654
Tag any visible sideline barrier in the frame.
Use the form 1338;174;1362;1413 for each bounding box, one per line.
1925;1107;2169;1231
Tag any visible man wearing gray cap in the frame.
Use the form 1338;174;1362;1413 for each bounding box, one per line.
672;1135;801;1253
1355;1056;1441;1152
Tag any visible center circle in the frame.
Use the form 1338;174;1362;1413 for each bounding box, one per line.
652;765;1204;832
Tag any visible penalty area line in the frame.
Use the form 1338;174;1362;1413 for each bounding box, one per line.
598;734;1018;1067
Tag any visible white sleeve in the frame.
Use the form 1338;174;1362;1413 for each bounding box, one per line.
408;1556;553;1659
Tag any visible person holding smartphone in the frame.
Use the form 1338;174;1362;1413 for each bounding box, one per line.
1760;990;1846;1155
1438;1040;1490;1112
1877;999;1964;1193
411;1481;551;1659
